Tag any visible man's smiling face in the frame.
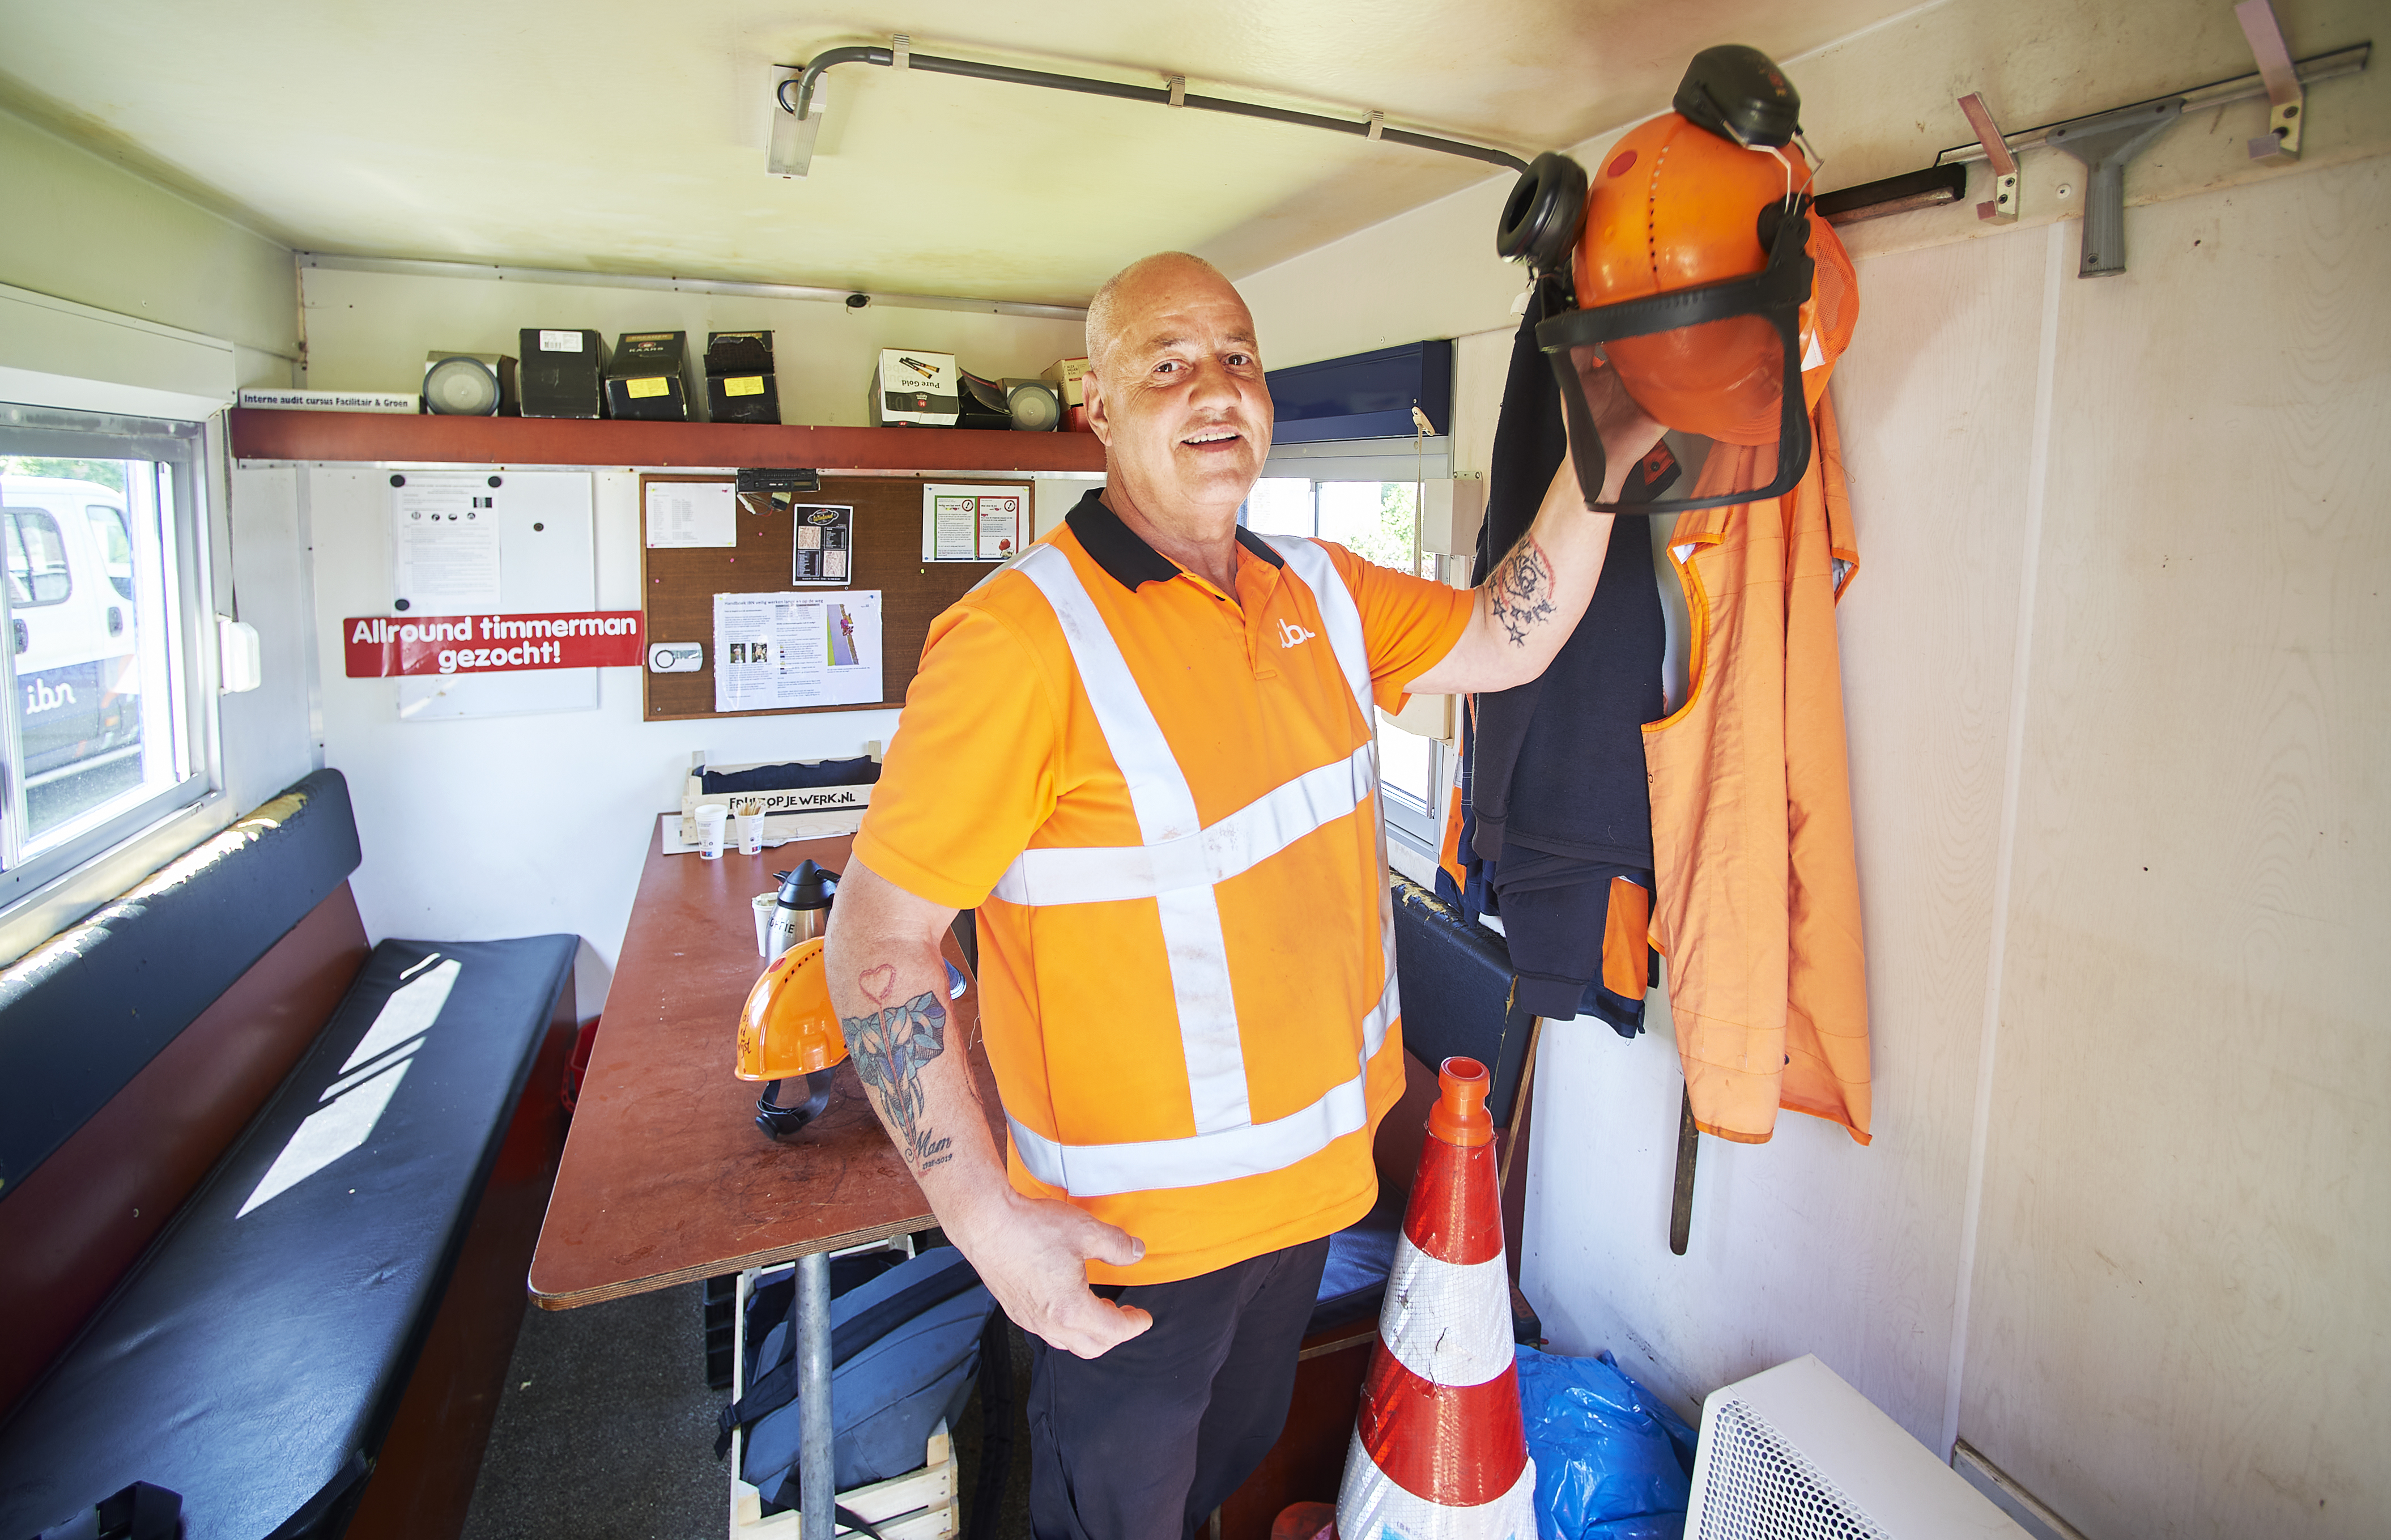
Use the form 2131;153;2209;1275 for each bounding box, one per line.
1083;258;1273;530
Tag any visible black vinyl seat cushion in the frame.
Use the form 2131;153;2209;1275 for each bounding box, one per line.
0;934;576;1540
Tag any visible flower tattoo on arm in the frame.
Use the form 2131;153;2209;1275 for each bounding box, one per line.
1489;534;1557;647
844;963;954;1173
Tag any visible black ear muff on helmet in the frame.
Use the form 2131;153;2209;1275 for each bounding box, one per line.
1495;151;1588;273
1673;44;1801;147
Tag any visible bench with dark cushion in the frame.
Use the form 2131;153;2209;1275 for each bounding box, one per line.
0;769;578;1540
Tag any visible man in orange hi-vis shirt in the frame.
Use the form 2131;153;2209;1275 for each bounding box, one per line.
826;252;1663;1539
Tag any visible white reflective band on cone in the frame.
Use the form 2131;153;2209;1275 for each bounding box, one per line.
1376;1236;1517;1388
1334;1440;1539;1539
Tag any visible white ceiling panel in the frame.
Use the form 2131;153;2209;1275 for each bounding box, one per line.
0;0;1931;303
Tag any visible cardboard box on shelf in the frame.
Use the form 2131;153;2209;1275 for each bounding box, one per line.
520;329;610;419
869;350;959;427
1041;356;1091;406
606;331;698;422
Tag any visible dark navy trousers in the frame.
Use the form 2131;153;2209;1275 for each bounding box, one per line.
1026;1237;1331;1540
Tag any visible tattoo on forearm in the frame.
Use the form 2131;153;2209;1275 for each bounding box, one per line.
1489;535;1557;647
844;963;954;1173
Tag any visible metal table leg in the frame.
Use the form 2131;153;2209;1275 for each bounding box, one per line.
797;1249;835;1536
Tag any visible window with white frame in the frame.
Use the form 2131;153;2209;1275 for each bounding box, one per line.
0;405;213;904
1243;438;1456;857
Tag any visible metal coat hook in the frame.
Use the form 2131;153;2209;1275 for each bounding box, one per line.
1956;93;2018;223
2047;97;2184;277
2235;0;2304;161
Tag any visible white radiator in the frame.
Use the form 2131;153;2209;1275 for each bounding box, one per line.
1684;1357;2031;1540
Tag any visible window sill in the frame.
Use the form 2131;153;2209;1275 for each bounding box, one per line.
0;790;236;969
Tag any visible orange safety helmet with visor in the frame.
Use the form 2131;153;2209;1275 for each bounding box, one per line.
1495;45;1857;514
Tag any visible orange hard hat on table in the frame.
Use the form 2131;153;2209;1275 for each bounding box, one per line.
736;937;848;1138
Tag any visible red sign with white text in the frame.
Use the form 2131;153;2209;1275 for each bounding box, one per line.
344;611;644;678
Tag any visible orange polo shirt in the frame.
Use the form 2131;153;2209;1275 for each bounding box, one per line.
856;490;1473;1282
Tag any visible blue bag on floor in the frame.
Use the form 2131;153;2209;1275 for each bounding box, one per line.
1517;1345;1700;1540
722;1247;994;1511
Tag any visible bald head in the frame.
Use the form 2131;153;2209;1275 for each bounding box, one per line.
1086;252;1239;375
1077;251;1271;548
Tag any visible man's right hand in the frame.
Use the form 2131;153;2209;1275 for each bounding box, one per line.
952;1186;1154;1360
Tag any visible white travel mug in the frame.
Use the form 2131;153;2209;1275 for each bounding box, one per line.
735;805;766;855
693;803;729;860
751;892;777;956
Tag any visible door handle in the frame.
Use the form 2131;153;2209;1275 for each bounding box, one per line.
107;607;124;637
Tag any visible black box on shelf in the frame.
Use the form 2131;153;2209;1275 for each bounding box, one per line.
704;331;780;424
518;328;609;419
606;331;699;422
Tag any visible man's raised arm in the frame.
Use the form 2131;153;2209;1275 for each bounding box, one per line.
824;858;1152;1359
1407;367;1666;698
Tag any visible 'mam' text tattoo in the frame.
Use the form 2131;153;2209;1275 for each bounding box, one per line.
844;963;954;1173
1490;534;1558;647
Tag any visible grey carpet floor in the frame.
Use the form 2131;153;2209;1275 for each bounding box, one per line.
461;1280;1033;1540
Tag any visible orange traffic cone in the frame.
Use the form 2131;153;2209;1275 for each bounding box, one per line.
1335;1056;1538;1537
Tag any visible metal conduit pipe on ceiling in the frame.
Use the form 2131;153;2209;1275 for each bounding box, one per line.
777;44;1531;173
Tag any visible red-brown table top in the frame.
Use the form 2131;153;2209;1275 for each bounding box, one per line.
527;823;996;1308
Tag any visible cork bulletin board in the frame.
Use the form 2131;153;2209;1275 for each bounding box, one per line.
639;473;1025;721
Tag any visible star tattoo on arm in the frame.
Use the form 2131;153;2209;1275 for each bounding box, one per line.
1488;534;1558;647
843;962;954;1174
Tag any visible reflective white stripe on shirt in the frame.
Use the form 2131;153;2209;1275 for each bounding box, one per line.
1265;535;1373;720
998;537;1399;1192
1009;967;1402;1198
992;743;1374;906
1014;543;1247;1133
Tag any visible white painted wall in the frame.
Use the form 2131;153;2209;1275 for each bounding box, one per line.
1222;3;2391;1535
288;465;897;1016
0;105;298;389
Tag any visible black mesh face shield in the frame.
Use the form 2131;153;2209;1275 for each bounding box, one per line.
1534;202;1818;515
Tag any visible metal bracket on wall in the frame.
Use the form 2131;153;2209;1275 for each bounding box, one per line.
2234;0;2304;161
1820;40;2366;229
768;36;1530;178
2047;98;2184;277
1956;93;2018;224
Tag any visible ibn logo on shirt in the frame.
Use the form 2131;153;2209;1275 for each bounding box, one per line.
1275;618;1317;649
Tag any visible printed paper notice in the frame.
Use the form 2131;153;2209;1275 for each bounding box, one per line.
922;482;1031;561
393;478;503;610
713;589;883;712
975;491;1024;560
645;480;736;548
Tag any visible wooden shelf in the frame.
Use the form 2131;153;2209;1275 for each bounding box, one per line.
227;409;1108;473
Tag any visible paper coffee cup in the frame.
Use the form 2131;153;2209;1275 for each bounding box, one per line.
735;808;766;855
752;892;778;956
693;803;729;860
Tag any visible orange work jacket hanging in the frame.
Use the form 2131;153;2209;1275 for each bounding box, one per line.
1643;393;1871;1145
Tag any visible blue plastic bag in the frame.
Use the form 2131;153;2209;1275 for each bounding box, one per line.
1516;1345;1700;1540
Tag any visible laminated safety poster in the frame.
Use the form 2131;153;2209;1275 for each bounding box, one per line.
712;589;882;712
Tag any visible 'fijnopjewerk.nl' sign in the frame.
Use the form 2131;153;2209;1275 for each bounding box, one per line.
344;612;644;677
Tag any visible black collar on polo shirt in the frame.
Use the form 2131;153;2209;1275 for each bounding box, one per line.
1065;487;1284;594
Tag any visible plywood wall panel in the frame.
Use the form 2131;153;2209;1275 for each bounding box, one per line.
1522;221;2050;1442
1962;156;2391;1540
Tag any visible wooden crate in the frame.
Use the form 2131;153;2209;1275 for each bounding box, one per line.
729;1252;958;1540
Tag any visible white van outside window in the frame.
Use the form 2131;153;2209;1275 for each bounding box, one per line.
0;405;211;900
